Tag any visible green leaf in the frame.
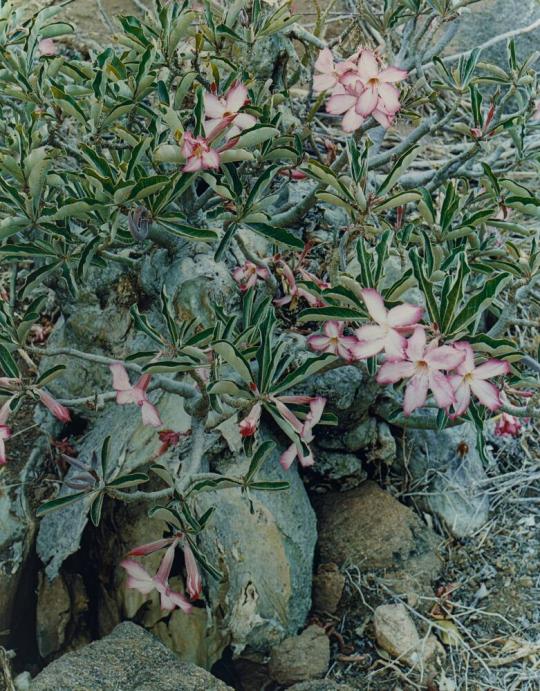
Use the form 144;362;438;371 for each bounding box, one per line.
245;440;275;483
107;472;149;488
448;272;511;335
377;146;419;195
409;248;440;325
157;216;218;242
90;492;104;527
36;491;86;517
271;353;337;394
213;340;253;383
249;480;290;492
245;222;304;250
35;364;66;387
297;306;365;323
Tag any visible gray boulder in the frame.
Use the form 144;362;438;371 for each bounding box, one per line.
449;0;540;67
400;422;490;538
30;621;232;691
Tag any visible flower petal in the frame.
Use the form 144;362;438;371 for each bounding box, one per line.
453;342;475;374
387;303;423;328
110;363;131;391
425;345;465;371
384;328;407;360
307;335;331;352
473;359;510;380
202;149;220;170
406;326;426;361
341;106;364;132
128;538;173;557
315;47;334;74
280;443;298;470
356;50;379;81
326;93;357;115
354;324;386;341
226;82;248;112
450;377;470;417
120;559;155;595
378;66;408;83
141;401;162;428
429;370;455;410
403;373;429;415
372;109;393;128
349;338;385;360
314;73;336;93
204;92;225;118
360;288;387;324
155;542;177;586
377;82;401;113
355;86;378;116
376;359;415;384
166;588;194;613
470;379;502;411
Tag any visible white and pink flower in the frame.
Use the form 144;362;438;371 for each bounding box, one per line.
494;413;522;437
203;82;256;140
307;321;358;360
121;539;193;612
274;396;327;469
376;327;465;416
181;132;220;172
319;47;407;132
448;342;509;417
110;363;162;428
351;288;423;361
232;261;269;292
239;402;262;438
274;261;325;308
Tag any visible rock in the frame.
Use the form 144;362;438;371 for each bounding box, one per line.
301;366;379;425
312;563;345;614
310;448;367;488
268;625;330;685
196;438;318;654
0;443;40;646
400;423;490;537
316;482;442;597
289;683;355;691
373;603;444;667
450;1;540;68
30;621;232;691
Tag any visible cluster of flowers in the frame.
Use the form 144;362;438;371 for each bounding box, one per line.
306;288;510;417
121;535;201;613
181;83;256;172
314;47;408;132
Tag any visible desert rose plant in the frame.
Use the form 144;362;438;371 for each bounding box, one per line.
0;0;538;613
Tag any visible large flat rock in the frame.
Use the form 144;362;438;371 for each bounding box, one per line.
30;622;232;691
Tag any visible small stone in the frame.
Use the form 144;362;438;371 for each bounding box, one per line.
312;563;345;614
373;604;444;667
269;625;330;685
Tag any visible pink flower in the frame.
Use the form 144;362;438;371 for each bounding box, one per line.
121;539;192;613
448;342;509;417
110;363;162;428
276;396;326;469
181;132;220;172
183;541;203;600
128;535;203;601
494;413;522;437
0;377;20;390
325;49;407;131
239;402;262;438
39;389;71;423
307;321;358;360
313;47;359;94
354;50;406;117
274;261;325;308
351;288;423;360
376;327;465;416
38;39;57;56
203;82;257;140
232;261;269;291
0;399;13;466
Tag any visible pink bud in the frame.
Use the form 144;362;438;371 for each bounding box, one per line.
39;390;71;423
